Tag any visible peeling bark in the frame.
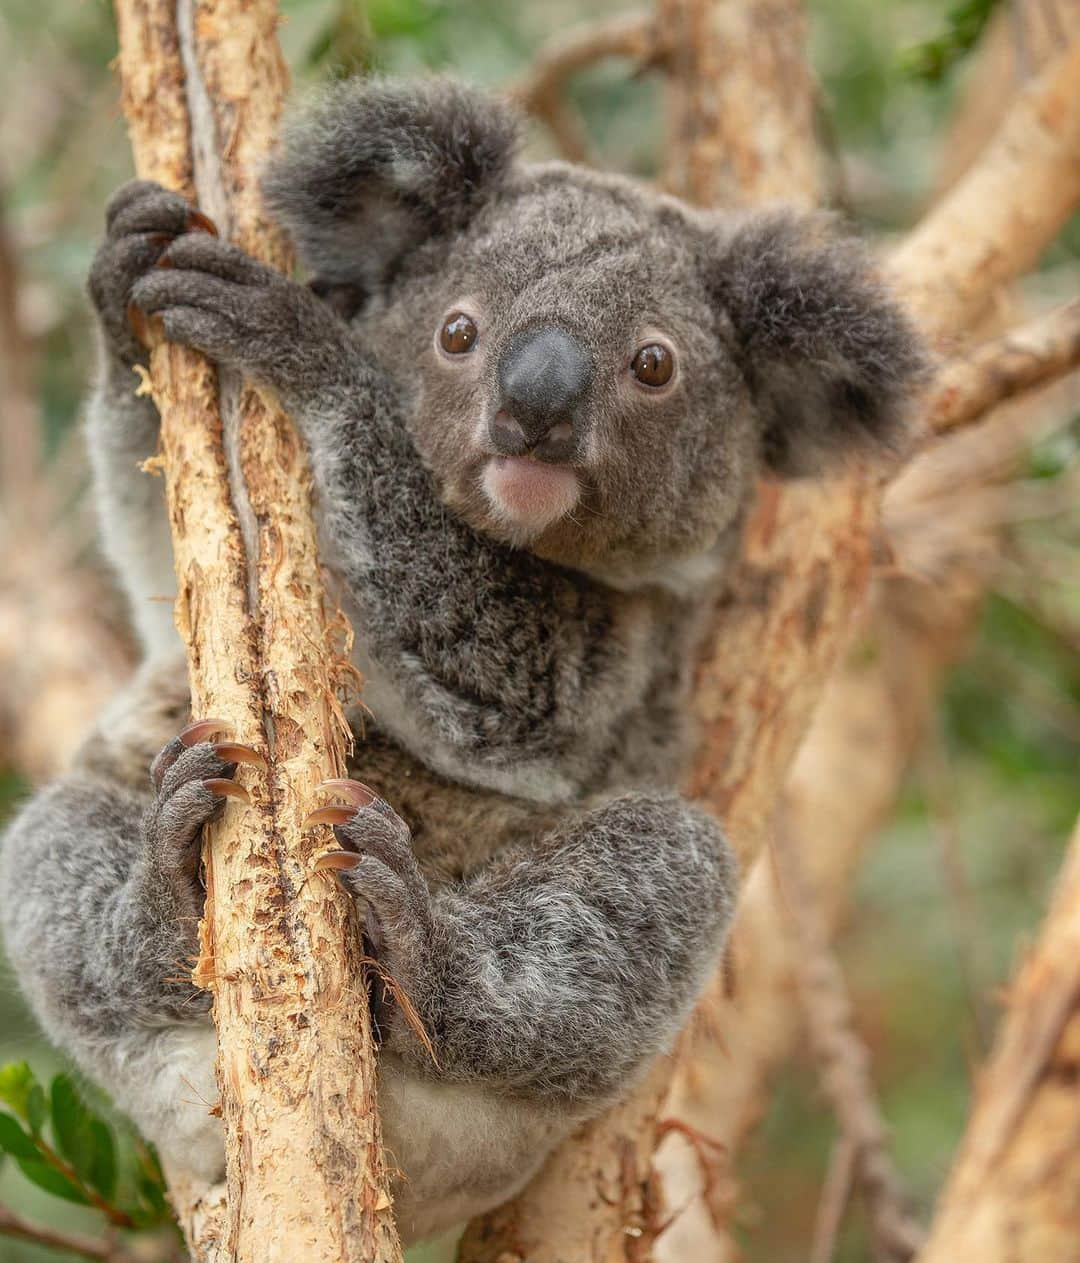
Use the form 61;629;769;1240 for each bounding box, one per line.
112;2;402;1260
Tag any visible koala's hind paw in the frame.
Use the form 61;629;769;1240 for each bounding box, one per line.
143;722;258;915
307;780;433;957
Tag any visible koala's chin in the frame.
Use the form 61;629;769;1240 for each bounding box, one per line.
481;456;582;540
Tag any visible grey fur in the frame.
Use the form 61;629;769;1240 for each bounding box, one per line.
1;76;926;1243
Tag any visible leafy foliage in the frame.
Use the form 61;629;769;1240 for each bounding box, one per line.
0;1061;173;1235
902;0;1005;81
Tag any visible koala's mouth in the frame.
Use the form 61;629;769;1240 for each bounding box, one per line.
482;456;581;535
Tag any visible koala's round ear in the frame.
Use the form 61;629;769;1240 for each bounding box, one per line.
705;213;930;476
263;76;520;294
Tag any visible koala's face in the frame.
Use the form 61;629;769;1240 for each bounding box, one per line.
266;78;926;583
367;169;756;576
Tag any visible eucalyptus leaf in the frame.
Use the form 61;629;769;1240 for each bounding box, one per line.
50;1074;97;1185
0;1112;40;1162
16;1156;92;1205
0;1062;38;1124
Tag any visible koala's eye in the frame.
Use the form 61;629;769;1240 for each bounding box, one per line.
440;312;478;355
631;343;674;388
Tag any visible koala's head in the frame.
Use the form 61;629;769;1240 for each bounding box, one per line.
265;78;927;582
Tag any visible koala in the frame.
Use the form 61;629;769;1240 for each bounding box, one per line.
0;78;926;1243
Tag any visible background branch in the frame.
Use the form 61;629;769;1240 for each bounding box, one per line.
511;10;662;163
926;301;1080;437
771;824;924;1262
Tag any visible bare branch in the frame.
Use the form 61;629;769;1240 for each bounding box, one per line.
112;1;402;1259
890;42;1080;335
510;10;663;163
771;824;925;1262
0;1205;141;1263
809;1136;858;1263
925;301;1080;437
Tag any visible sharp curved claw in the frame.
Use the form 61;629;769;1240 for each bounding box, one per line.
318;779;377;808
126;300;151;347
304;805;356;829
180;718;231;746
314;849;363;872
212;742;267;769
203;778;251;804
186;208;219;236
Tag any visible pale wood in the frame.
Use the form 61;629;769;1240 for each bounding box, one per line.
926;301;1080;437
890;42;1080;335
112;2;402;1260
657;0;822;208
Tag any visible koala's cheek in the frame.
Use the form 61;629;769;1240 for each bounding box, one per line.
482;458;581;534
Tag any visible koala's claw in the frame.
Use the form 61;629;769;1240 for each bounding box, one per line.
211;742;267;769
307;784;430;938
203;778;251;804
142;729;249;919
179;717;230;746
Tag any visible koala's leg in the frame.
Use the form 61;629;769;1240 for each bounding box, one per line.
86;181;215;655
312;786;733;1239
0;718;256;1181
321;786;736;1101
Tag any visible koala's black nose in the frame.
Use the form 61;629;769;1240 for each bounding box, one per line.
492;326;592;462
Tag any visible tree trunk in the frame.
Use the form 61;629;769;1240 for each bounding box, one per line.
112;2;402;1260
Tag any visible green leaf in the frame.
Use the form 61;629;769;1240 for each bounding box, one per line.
0;1062;39;1124
50;1074;95;1179
0;1111;41;1161
86;1118;117;1200
15;1156;91;1205
26;1084;47;1137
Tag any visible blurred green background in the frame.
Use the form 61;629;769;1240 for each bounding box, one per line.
0;1;1076;1260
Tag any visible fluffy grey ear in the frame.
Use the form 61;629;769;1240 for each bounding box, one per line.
707;213;929;476
263;76;521;293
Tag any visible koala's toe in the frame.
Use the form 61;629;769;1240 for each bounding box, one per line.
104;179;169;230
158;234;276;287
107;187;196;241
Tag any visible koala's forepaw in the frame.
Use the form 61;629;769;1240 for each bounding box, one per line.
128;233;321;387
90;180;217;366
306;781;435;1042
144;719;261;915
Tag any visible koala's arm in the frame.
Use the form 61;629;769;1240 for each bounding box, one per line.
329;787;736;1104
128;228;655;793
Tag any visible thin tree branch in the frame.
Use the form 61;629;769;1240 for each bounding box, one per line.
510;10;664;163
771;824;925;1263
809;1135;858;1263
0;1205;139;1263
111;1;402;1260
925;301;1080;437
